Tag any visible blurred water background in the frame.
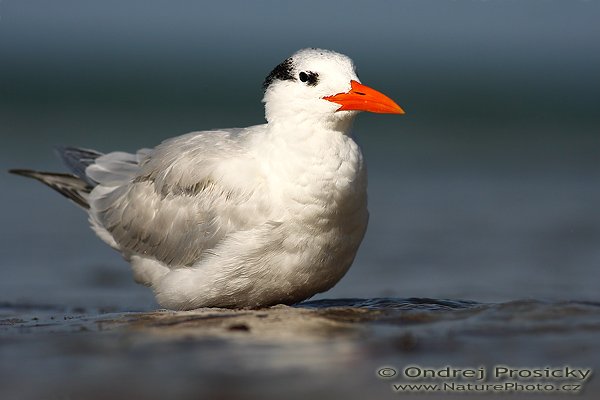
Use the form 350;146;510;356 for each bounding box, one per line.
1;0;599;309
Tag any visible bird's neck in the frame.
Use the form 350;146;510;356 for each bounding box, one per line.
266;112;356;142
261;114;363;179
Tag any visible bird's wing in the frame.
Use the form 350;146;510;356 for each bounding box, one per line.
88;127;271;267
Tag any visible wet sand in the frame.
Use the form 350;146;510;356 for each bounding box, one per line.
1;298;599;399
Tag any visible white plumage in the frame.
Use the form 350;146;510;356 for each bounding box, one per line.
11;48;403;309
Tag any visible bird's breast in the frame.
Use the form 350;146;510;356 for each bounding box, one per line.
272;139;368;295
265;132;369;257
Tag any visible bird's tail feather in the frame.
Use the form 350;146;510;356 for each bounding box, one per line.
55;146;104;186
9;146;105;209
9;169;92;209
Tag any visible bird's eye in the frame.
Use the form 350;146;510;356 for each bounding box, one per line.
298;71;319;86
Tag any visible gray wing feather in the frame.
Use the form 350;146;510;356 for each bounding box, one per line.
87;128;268;267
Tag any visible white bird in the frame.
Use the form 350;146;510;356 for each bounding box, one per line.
10;48;404;310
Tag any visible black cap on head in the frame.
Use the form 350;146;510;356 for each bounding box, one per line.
263;57;296;91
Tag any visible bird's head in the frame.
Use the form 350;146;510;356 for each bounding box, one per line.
262;48;404;130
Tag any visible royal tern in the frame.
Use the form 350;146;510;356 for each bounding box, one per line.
10;48;404;309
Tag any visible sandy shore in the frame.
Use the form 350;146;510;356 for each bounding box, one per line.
1;298;599;399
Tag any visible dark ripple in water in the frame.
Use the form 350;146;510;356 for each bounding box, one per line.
299;297;481;310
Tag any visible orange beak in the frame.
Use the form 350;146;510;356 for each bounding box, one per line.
323;80;404;114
